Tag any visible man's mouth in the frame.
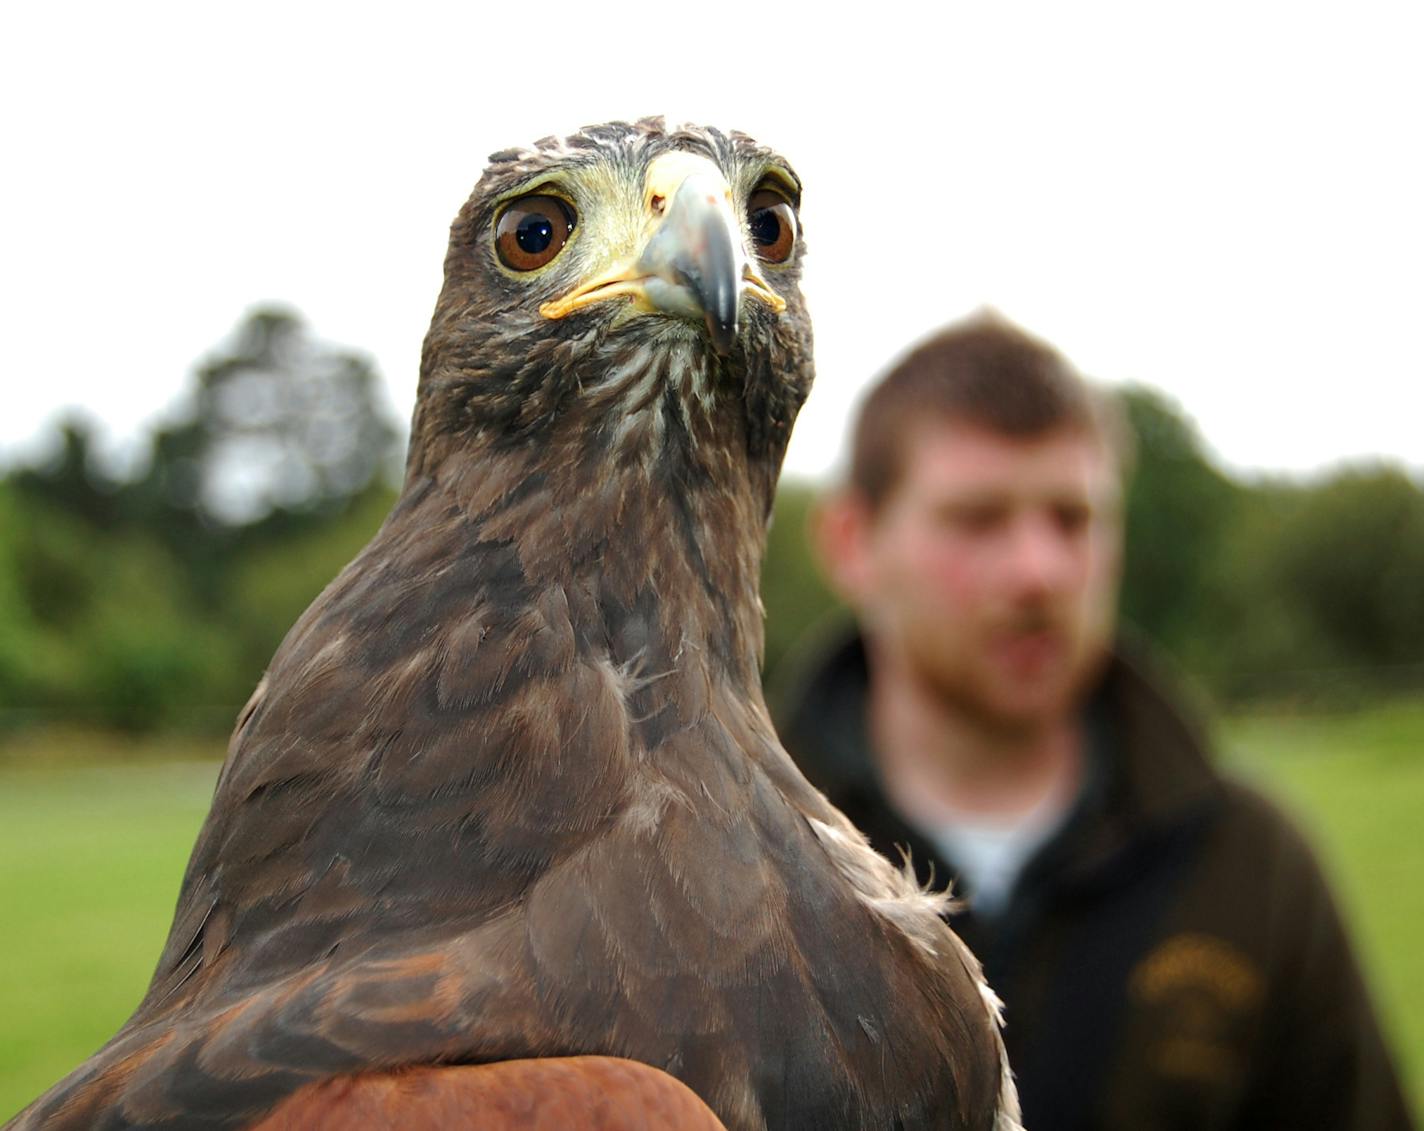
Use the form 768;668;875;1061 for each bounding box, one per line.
994;628;1067;675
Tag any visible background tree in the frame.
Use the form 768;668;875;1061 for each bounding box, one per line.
1;308;403;732
118;307;402;600
131;307;399;526
760;481;839;688
1273;469;1424;682
1116;386;1242;671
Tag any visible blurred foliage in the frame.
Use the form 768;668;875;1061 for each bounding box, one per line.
1277;469;1424;668
1117;387;1242;665
1;310;1422;734
124;307;397;526
0;308;402;733
1113;389;1424;705
761;481;838;682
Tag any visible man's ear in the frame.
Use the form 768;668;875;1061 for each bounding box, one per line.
812;490;878;605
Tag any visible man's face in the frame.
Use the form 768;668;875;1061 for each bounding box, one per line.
841;419;1122;728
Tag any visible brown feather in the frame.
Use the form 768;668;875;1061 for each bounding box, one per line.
9;119;1018;1131
250;1057;729;1131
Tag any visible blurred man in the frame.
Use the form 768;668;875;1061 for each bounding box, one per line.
775;314;1413;1130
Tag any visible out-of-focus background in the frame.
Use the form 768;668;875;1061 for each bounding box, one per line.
2;0;1421;1121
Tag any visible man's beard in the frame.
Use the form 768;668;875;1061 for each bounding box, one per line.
904;605;1108;737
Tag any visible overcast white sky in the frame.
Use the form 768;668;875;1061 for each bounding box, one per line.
3;1;1420;484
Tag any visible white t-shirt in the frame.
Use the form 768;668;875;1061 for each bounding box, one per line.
917;792;1073;918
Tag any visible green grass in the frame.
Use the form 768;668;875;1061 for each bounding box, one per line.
0;755;222;1120
1;708;1421;1122
1220;701;1424;1119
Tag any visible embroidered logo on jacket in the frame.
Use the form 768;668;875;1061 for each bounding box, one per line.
1129;933;1264;1083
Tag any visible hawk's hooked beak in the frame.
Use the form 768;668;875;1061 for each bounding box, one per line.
539;153;785;356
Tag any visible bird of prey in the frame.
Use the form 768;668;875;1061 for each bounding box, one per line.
11;119;1020;1131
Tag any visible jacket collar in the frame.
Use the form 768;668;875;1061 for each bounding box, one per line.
773;622;1223;894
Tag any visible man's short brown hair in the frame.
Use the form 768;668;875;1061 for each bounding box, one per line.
850;312;1129;508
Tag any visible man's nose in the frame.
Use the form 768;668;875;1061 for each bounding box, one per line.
1004;512;1077;594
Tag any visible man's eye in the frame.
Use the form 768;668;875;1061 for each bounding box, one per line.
1054;505;1092;534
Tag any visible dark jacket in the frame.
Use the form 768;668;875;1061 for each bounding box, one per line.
774;627;1414;1131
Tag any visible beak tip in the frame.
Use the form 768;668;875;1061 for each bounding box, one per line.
706;313;737;357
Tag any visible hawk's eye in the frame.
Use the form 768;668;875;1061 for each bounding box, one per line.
496;195;576;271
747;188;797;264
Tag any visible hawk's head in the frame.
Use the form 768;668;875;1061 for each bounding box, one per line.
410;118;812;486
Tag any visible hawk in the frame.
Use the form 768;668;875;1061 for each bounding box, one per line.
11;119;1020;1131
